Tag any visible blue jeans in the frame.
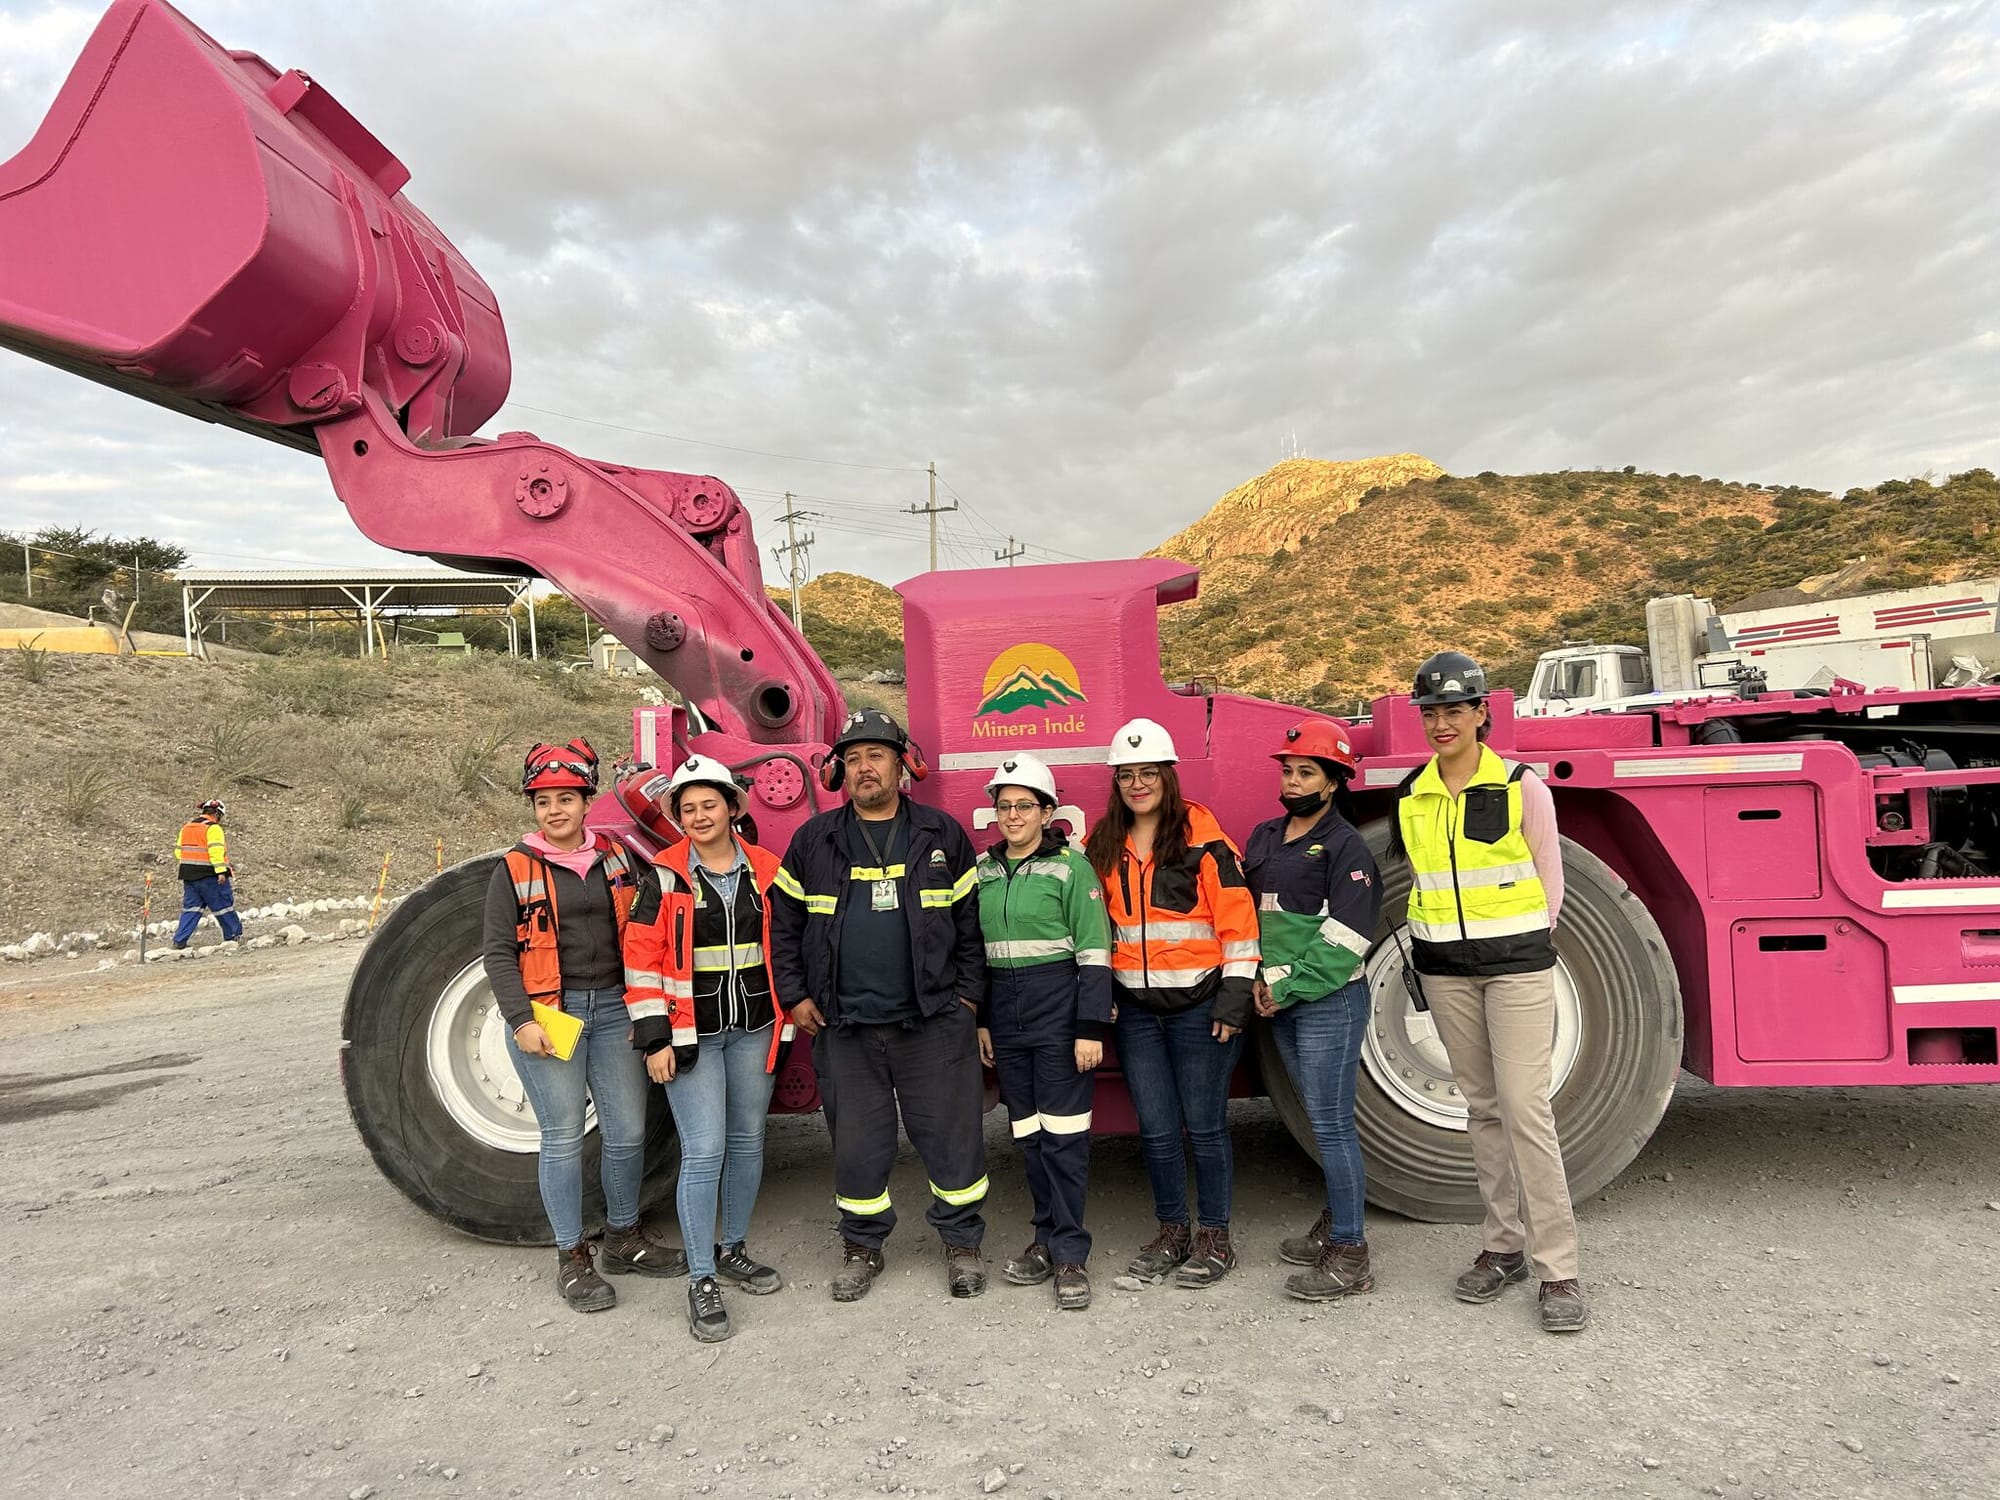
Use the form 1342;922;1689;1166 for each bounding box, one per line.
505;986;650;1249
174;876;242;944
663;1025;779;1279
1114;997;1244;1228
1268;979;1372;1244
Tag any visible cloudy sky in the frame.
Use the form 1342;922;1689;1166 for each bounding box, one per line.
1;0;1994;590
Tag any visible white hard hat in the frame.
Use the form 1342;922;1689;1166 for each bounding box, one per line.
666;754;744;812
1107;717;1178;767
984;752;1058;806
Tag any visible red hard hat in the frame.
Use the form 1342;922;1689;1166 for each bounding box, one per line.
1272;717;1358;773
523;738;600;795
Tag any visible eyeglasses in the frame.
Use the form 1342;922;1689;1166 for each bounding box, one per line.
1114;767;1163;787
1418;704;1478;722
993;800;1044;816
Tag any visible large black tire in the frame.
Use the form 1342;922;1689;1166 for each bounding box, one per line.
340;854;679;1244
1259;824;1682;1223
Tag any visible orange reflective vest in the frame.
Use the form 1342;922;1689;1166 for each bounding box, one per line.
1101;800;1260;1024
504;836;640;1006
623;836;793;1073
176;818;229;879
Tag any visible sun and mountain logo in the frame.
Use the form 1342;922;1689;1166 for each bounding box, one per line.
975;643;1088;718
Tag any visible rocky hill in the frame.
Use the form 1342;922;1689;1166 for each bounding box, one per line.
1148;455;1445;588
1154;464;2000;705
769;571;904;674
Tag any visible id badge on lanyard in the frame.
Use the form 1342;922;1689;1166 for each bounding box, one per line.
857;811;904;913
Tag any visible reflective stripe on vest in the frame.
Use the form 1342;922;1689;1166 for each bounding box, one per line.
1397;748;1549;946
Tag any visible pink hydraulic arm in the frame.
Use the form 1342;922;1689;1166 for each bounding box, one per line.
0;0;843;750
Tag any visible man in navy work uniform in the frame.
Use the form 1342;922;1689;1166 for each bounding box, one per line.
770;708;992;1301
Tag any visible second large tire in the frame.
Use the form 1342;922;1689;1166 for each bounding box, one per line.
1259;825;1683;1223
340;854;679;1244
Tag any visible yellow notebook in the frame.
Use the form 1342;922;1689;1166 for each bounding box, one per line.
531;1000;584;1062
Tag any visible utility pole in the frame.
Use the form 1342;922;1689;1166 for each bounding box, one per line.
771;491;815;626
906;461;957;573
22;540;31;599
994;536;1026;567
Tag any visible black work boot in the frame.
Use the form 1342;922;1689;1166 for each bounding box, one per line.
600;1221;688;1278
1054;1262;1091;1311
1539;1279;1590;1333
945;1244;988;1299
1454;1249;1530;1304
556;1243;616;1313
1004;1242;1054;1286
1279;1207;1332;1267
830;1241;885;1302
687;1275;733;1342
1127;1222;1192;1279
1285;1239;1374;1301
1175;1225;1237;1287
715;1241;782;1295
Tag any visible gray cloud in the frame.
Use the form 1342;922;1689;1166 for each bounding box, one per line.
1;0;1994;589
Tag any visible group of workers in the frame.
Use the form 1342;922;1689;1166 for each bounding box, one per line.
481;648;1588;1344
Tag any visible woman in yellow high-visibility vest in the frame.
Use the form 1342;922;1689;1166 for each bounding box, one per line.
1393;651;1587;1334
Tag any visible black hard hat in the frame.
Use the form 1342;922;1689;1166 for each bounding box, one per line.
1411;651;1488;705
830;707;908;757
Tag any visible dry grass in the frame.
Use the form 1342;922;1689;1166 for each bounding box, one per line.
0;651;649;936
188;715;279;787
56;765;116;828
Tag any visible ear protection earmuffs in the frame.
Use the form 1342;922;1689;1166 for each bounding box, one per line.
818;738;930;793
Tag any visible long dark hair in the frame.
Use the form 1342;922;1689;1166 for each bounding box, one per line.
1086;765;1191;879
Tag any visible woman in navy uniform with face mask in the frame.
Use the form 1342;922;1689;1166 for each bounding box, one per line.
1244;718;1380;1301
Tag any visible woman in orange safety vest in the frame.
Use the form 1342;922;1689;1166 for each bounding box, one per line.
480;738;683;1314
1085;717;1260;1290
622;754;792;1344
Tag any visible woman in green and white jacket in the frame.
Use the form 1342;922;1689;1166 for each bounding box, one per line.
974;752;1113;1312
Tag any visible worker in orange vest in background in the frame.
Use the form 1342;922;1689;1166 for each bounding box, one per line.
173;799;243;948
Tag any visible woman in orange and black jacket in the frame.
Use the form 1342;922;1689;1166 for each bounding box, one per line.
622;755;792;1344
1086;717;1260;1290
480;739;684;1317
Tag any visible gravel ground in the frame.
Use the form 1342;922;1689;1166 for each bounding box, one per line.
1;947;1997;1499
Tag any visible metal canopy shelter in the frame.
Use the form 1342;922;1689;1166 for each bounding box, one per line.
177;568;538;658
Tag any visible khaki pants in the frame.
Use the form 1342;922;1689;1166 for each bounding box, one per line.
1424;970;1579;1282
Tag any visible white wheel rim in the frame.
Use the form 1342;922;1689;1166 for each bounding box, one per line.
1359;939;1584;1132
423;961;595;1153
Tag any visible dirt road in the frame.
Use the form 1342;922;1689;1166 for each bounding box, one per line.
2;949;1995;1500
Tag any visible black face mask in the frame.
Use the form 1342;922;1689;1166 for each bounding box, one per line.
1280;790;1329;819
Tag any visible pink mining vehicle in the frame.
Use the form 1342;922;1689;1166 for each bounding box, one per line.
8;1;2000;1242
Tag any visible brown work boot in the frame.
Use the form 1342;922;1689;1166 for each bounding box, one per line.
1278;1207;1332;1267
1004;1242;1054;1286
1539;1279;1590;1333
945;1244;988;1299
600;1221;688;1278
830;1241;885;1303
1454;1249;1530;1303
1285;1239;1374;1301
1054;1262;1091;1311
556;1243;616;1313
1127;1222;1191;1279
1174;1225;1237;1287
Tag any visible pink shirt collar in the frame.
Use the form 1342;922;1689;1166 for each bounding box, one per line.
522;830;603;880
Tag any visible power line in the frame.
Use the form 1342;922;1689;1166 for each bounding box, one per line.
498;400;928;474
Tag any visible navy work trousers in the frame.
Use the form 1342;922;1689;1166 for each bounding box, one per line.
823;1005;988;1250
993;1040;1095;1264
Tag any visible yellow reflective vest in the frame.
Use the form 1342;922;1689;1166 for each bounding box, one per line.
1396;746;1555;977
